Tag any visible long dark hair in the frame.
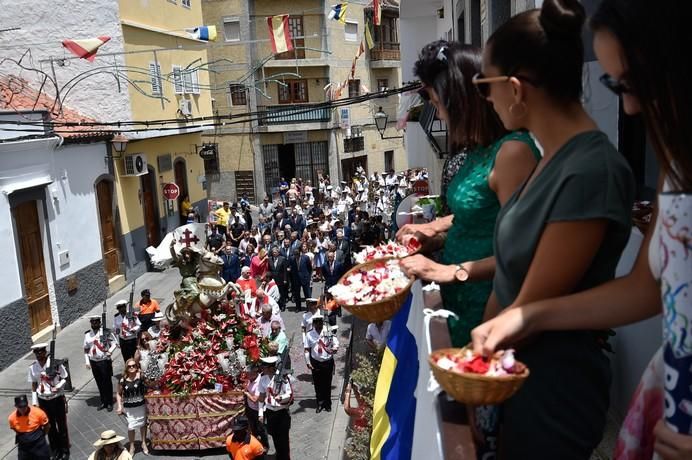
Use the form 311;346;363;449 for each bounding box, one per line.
413;40;506;151
591;0;692;191
487;0;586;105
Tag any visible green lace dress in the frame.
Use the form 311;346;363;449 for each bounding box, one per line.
440;131;540;346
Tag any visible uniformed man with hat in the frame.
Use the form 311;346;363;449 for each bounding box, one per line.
304;312;339;412
27;343;70;459
8;394;51;459
257;356;292;460
225;416;265;460
113;300;140;363
83;316;117;411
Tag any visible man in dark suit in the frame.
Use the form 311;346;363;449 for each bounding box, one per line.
290;248;312;311
334;229;351;269
268;246;289;311
322;251;343;291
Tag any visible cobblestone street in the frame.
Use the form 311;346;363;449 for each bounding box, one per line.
0;269;351;460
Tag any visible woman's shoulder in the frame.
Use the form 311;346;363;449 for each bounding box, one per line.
495;131;540;158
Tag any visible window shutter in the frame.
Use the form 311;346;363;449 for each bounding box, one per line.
173;66;183;94
191;69;200;94
150;63;162;95
183;69;193;94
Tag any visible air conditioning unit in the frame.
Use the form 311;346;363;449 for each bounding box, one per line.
179;99;193;116
122;154;148;176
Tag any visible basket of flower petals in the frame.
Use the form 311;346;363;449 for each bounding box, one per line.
429;347;530;405
328;258;415;323
353;238;422;264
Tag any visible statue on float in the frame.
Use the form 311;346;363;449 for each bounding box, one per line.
166;227;242;323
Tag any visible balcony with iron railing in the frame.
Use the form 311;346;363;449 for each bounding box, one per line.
257;104;332;126
370;42;401;61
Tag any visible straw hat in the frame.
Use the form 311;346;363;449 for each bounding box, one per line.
93;430;125;447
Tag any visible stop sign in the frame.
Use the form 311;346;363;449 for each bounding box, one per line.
163;183;180;200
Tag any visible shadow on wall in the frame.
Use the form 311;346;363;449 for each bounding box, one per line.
0;298;34;371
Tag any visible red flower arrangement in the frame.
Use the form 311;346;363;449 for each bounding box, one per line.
153;299;267;394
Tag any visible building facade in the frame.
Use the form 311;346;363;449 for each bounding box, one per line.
201;0;406;203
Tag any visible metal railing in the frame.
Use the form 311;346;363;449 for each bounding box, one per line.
257;104;332;125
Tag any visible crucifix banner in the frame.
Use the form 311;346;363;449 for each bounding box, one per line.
146;223;207;269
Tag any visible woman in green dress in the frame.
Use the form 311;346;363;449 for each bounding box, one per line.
398;41;541;346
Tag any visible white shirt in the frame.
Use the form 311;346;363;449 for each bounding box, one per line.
246;297;280;320
265;280;280;303
113;313;141;341
83;329;117;363
148;324;161;339
28;359;68;400
305;327;339;362
302;311;316;333
366;321;391;347
258;374;292;414
246;374;261;411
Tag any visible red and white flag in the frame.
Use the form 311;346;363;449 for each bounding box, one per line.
373;0;381;26
267;15;293;54
62;36;111;62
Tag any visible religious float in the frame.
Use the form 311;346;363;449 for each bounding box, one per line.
143;224;266;450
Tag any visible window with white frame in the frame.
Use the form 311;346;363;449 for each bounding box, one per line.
182;68;200;95
345;21;358;42
182;0;191;8
172;66;184;94
223;17;240;42
149;62;162;95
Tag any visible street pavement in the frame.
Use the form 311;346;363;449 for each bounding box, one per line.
0;268;351;460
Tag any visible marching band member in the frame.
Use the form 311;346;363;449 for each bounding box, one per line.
304;312;338;413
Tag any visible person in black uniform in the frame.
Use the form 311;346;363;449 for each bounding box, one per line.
8;395;51;460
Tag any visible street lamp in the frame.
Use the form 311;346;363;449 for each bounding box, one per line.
374;106;403;140
111;133;129;155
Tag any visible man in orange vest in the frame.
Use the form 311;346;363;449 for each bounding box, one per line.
137;289;160;332
225;416;265;460
8;395;51;460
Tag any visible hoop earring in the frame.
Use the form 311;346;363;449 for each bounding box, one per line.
508;101;528;119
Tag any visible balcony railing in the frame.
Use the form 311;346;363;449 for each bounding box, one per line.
344;136;365;153
257;104;332;126
370;42;400;61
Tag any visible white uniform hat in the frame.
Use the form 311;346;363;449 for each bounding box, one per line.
311;311;324;321
31;343;48;350
115;300;128;307
89;315;101;321
260;356;279;365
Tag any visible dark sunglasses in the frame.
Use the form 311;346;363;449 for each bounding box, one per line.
472;72;539;98
599;73;632;95
127;364;138;368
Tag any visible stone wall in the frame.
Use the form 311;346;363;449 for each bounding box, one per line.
55;259;108;327
0;299;33;371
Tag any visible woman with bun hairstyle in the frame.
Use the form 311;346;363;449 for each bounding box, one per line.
397;41;540;347
467;0;635;457
471;0;692;458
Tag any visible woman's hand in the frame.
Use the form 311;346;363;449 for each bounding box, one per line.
654;420;692;460
399;255;456;283
471;307;532;357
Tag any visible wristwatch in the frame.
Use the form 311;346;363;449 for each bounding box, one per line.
454;264;469;283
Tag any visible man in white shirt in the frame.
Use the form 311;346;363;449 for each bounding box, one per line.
83;315;117;411
304;312;339;412
366;320;391;351
258;303;284;338
243;365;269;449
301;299;320;346
257;356;292;460
113;300;140;363
27;343;70;460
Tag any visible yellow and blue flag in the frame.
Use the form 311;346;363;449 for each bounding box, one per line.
370;294;419;460
186;25;217;41
328;3;349;23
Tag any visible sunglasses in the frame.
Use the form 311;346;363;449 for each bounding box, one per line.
127;364;138;368
472;73;539;98
599;73;632;95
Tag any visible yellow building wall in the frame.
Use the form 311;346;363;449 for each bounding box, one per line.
119;0;205;32
253;0;325;60
215;132;255;171
113;132;207;234
121;25;213;121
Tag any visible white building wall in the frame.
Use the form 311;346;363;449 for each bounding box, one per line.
0;0;131;122
47;143;109;279
0;195;23;302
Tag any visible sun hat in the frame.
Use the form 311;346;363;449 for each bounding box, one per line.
93;430;125;447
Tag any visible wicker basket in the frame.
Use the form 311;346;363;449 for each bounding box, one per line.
335;257;415;323
429;348;530;405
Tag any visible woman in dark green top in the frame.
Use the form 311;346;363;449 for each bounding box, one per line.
397;42;540;347
469;0;635;458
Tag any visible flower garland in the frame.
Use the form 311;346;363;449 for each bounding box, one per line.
154;299;268;394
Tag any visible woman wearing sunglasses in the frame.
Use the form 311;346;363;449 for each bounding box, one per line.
116;360;149;456
397;41;540;347
461;0;637;457
471;0;692;458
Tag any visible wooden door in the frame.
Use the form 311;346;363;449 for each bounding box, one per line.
174;160;188;225
96;180;121;278
141;167;160;247
14;201;52;334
